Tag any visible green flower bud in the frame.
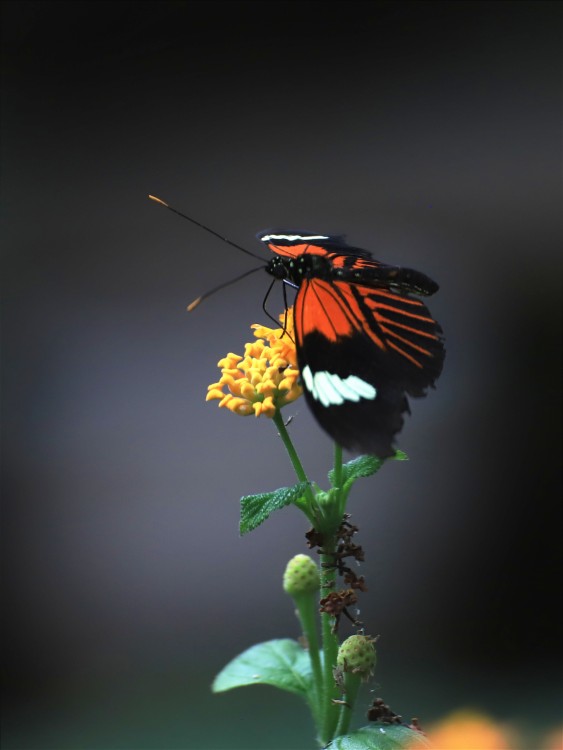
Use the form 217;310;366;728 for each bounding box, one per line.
336;634;377;680
283;554;320;597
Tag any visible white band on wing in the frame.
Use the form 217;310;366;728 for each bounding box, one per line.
261;234;329;243
302;366;377;407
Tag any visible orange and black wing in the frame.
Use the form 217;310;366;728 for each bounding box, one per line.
259;230;444;456
293;277;444;457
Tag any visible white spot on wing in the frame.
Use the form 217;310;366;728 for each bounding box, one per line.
314;371;345;407
302;365;316;397
302;366;377;406
343;375;377;400
330;375;361;402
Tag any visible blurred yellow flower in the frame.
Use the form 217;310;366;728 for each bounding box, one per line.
422;710;517;750
542;725;563;750
206;308;302;419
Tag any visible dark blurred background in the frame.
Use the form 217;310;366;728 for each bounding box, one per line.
1;2;561;748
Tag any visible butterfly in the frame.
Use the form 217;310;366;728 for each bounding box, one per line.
149;197;445;457
259;231;445;457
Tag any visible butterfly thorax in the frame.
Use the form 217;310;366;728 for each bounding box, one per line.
266;252;391;288
265;254;335;286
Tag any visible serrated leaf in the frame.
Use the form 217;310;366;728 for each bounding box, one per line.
329;451;408;495
327;723;431;750
240;482;309;534
212;638;314;698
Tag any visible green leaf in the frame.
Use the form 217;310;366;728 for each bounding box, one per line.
327;724;431;750
240;482;309;534
212;638;314;698
329;451;408;496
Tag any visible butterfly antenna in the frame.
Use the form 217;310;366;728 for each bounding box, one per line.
187;265;264;311
148;195;265;261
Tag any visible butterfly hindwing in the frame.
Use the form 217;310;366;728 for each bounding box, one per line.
293;277;443;456
296;329;409;458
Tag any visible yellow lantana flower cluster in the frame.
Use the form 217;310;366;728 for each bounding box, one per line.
206;308;302;418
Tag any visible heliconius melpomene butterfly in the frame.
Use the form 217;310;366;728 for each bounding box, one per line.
149;196;445;458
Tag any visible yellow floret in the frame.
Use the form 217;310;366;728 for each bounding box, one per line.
206;307;302;420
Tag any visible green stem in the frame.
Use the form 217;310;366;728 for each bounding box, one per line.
273;412;328;736
315;444;348;744
319;538;341;745
334;672;362;738
273;411;308;483
294;591;323;724
273;425;350;743
273;411;316;520
332;442;346;519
